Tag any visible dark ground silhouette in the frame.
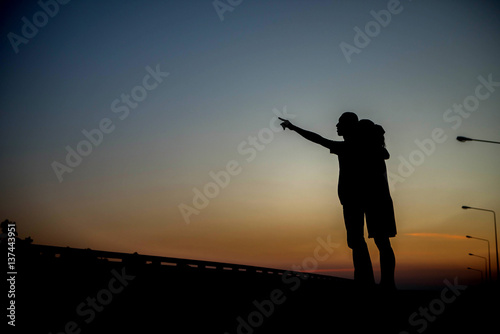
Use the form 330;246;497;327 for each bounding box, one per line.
4;243;499;334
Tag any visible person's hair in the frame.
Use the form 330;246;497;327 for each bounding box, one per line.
373;124;386;148
340;112;359;125
358;119;386;148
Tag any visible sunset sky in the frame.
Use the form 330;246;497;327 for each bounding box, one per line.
1;0;500;288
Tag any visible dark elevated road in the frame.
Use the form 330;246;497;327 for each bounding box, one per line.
6;244;499;334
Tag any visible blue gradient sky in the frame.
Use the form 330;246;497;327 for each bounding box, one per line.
1;0;500;288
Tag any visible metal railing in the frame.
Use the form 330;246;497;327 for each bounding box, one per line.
30;244;345;282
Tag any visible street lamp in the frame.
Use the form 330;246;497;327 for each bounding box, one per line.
466;235;491;281
469;253;488;282
456;136;500;144
467;267;484;283
463;206;499;281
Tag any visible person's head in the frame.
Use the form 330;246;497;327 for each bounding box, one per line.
336;112;358;137
373;124;386;148
358;119;386;148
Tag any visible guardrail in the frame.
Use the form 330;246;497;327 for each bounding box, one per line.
30;244;344;282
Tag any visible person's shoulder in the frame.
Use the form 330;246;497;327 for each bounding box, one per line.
328;140;346;154
362;145;389;158
333;141;346;147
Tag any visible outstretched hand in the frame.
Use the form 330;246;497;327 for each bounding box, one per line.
279;117;294;130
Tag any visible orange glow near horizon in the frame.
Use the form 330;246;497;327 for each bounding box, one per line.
404;233;466;240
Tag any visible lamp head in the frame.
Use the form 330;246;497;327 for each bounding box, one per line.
457;136;472;142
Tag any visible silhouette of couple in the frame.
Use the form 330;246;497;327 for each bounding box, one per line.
280;112;396;290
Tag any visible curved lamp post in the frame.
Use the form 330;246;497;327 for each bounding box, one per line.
467;267;484;283
466;235;491;281
456;136;500;145
463;206;498;281
469;253;488;282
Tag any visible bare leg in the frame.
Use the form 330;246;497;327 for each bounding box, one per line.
352;240;375;286
343;206;375;286
374;237;396;290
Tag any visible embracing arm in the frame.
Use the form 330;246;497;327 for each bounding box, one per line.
279;118;338;150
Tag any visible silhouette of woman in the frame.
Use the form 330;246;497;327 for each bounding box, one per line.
357;119;397;290
279;114;397;290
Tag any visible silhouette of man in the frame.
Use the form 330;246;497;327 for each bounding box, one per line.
279;113;396;290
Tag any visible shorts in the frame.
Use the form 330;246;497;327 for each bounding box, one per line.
343;199;397;248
